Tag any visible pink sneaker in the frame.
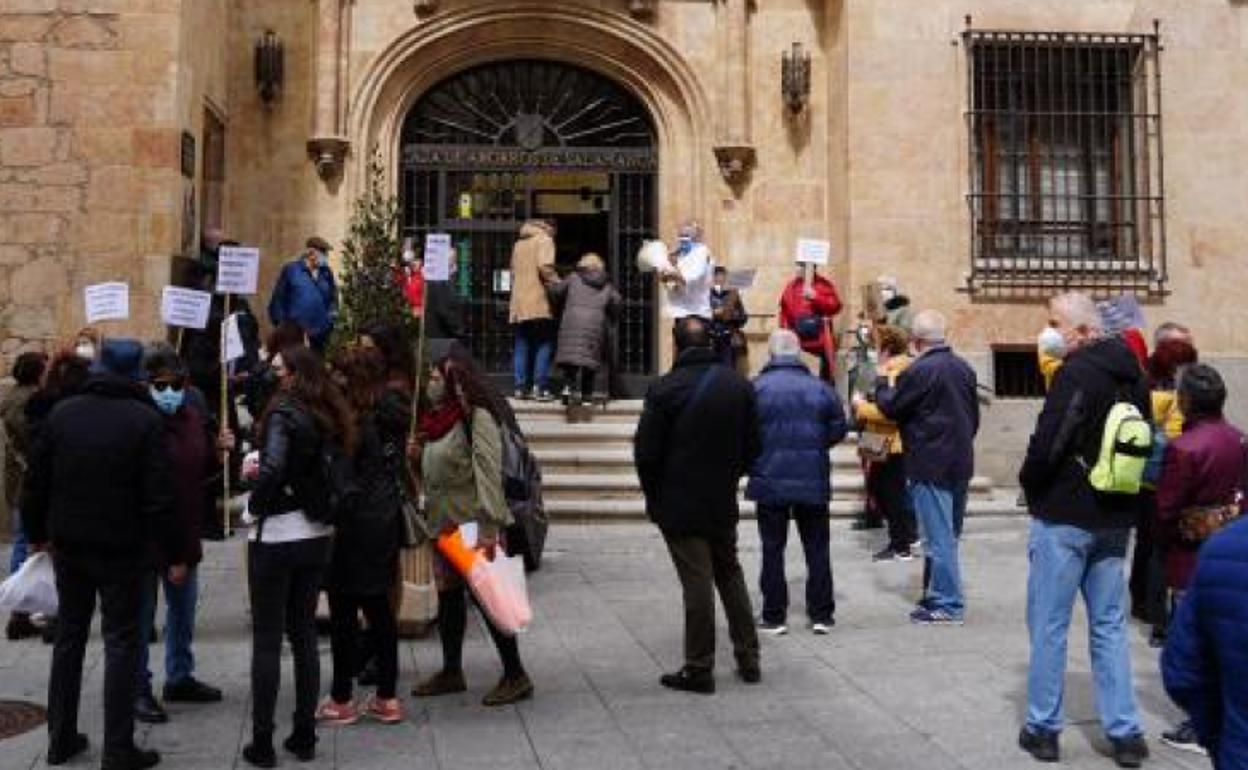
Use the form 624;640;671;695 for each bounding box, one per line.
364;695;404;725
316;696;359;725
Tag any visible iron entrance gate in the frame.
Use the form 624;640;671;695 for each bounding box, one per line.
399;60;658;396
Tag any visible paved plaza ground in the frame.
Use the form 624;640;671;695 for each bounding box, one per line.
0;518;1211;770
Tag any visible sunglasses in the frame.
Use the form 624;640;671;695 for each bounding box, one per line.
151;381;184;392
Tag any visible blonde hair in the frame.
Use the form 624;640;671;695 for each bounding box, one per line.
578;252;605;271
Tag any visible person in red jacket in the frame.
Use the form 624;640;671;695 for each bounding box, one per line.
778;265;843;382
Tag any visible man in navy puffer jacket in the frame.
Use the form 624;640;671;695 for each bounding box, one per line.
746;330;848;635
1162;515;1248;769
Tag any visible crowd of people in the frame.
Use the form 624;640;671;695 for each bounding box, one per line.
2;216;1246;770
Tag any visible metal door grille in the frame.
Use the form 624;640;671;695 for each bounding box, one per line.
963;24;1167;299
400;60;658;393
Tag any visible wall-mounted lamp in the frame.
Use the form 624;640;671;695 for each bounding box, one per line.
629;0;656;20
414;0;438;15
254;29;284;106
781;42;811;113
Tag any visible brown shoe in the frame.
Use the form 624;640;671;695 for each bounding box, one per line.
482;674;534;706
411;669;467;698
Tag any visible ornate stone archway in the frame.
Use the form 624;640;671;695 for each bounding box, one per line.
347;2;713;237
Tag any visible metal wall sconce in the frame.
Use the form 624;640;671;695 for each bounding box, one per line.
254;29;283;105
414;0;438;15
781;41;811;113
629;0;656;20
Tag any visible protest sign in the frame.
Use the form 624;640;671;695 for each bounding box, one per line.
84;282;130;324
216;246;260;295
423;233;453;281
161;286;212;330
795;239;831;266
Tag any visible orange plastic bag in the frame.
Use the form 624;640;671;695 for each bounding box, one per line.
436;529;532;635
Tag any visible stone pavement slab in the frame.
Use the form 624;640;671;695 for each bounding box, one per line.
0;518;1208;769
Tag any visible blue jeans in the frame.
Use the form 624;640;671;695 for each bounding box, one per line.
1025;519;1142;739
513;320;554;391
909;481;964;617
756;504;835;625
8;508;28;575
136;566;199;691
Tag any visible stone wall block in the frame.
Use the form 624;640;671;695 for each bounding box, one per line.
0;182;80;212
19;162;87;185
0;126;59;165
10;254;66;301
0;94;36;127
0;245;31;266
131;127;176;168
0;212;62;244
0;15;54;42
8;43;46;77
48;15;119;49
2;304;55;339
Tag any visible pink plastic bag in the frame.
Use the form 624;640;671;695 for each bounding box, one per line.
465;554;532;636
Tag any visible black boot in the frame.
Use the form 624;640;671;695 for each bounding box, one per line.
241;741;276;769
134;689;169;724
282;727;317;762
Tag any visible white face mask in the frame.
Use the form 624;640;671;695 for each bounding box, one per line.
75;343;95;360
880;287;897;303
1037;326;1067;359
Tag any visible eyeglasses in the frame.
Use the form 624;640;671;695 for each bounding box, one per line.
151;381;184;392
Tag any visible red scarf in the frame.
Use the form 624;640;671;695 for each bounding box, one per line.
419;399;465;441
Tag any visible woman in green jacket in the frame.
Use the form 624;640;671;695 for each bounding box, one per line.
410;348;533;706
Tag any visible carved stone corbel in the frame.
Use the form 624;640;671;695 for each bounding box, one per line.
628;0;656;20
715;0;755;187
309;0;351;182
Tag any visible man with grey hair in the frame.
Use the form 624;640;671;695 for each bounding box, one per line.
745;330;848;635
875;309;979;625
1017;291;1150;766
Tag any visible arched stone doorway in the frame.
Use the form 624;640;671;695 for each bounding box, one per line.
399;60;658;393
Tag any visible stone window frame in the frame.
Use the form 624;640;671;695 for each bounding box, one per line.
962;27;1168;299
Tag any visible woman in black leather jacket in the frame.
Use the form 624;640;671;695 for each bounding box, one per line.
242;344;355;768
317;346;409;726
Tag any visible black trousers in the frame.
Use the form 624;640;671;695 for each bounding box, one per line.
560;365;596;398
1129;492;1167;624
756;504;834;625
872;455;916;551
328;592;398;700
662;531;759;673
48;551;143;761
247;537;331;744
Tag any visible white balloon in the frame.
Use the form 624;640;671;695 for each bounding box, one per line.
636;240;670;273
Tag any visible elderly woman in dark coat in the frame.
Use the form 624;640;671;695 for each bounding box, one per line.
550;253;620;405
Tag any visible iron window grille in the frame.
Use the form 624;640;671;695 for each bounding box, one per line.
992;346;1046;399
963;25;1167;299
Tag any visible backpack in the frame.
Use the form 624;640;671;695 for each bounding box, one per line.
500;422;547;571
1086;396;1153;496
302;437;361;525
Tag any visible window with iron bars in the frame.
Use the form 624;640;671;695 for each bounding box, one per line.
963;27;1167;298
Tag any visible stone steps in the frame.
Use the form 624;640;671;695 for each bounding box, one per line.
544;493;1024;522
532;446;866;475
540;472;997;500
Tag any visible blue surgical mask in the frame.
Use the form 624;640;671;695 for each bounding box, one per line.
316;250;329;269
677;237;692;255
150;386;185;415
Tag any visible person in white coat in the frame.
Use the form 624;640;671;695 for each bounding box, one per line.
662;221;713;322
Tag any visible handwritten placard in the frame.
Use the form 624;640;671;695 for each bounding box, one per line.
795;238;831;266
84;282;130;324
161;286;212;330
216;246;260;295
423;233;452;282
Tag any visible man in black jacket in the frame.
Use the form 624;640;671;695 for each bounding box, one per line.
875;310;979;625
23;339;187;770
1016;292;1150;767
634;318;761;694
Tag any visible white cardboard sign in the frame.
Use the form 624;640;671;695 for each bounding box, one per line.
795;238;831;266
423;233;453;282
161;286;212;330
216;246;260;295
84;282;130;324
221;313;245;363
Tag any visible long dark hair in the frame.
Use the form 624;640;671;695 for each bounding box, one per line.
432;346;518;432
41;351;90;401
262;345;357;454
265;322;306;361
362;323;415;390
331;345;387;414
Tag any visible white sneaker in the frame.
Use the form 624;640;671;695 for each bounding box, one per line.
757;620;788;636
810;622;834;635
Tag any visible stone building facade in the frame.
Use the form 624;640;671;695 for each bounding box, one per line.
2;0;1247;479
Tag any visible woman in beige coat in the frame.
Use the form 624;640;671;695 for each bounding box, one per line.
508;220;559;400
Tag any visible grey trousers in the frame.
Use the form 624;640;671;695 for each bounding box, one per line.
663;531;760;673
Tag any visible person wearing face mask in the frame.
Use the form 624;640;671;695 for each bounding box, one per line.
132;347;231;726
876;276;914;333
1017;292;1151;767
73;326;102;362
778;263;843;383
709;266;748;372
409;348;533;707
662;221;715;324
267;236;339;352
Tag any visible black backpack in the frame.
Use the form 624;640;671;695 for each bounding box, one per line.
302;437;361;526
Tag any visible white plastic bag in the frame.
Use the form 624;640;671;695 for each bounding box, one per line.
0;552;58;615
467;554;532;636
